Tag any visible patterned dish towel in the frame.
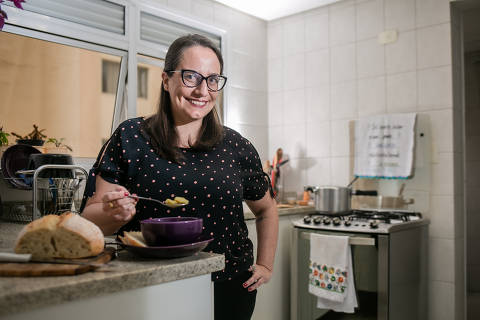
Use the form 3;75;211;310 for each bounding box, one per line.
308;233;358;313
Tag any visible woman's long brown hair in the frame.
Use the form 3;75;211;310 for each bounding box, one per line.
141;34;224;163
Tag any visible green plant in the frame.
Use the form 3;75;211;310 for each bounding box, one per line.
46;137;73;151
11;124;47;141
0;126;9;146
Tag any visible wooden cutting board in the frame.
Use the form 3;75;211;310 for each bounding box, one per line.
0;247;115;277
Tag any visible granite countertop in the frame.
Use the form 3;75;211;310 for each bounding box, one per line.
0;222;225;316
243;205;316;220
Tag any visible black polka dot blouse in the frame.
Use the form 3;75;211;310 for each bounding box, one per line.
94;117;270;282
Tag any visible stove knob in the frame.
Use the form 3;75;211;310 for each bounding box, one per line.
369;221;379;229
344;220;351;227
323;218;331;225
313;217;322;224
303;216;312;224
332;218;341;226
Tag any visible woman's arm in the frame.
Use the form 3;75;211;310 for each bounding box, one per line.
243;192;279;291
81;175;137;235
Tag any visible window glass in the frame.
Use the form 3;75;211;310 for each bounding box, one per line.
0;31;123;157
136;55;164;118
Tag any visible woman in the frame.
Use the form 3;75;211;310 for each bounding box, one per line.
82;34;278;320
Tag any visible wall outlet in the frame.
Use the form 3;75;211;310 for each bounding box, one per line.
378;30;398;44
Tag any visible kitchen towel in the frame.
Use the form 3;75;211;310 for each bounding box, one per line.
308;233;358;313
354;113;417;179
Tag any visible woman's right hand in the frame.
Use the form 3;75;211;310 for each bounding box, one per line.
102;186;137;222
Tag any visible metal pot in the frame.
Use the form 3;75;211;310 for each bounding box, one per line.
305;185;377;214
360;195;415;210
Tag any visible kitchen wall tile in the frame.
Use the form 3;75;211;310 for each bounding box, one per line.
191;0;214;22
269;126;283;160
386;71;417;113
306;86;330;123
357;76;386;116
283;158;307;196
283;124;307;159
305;11;329;52
229;51;256;89
268;92;283;126
417;66;453;110
305;157;332;186
268;23;283;59
428;281;454;320
329;3;356;46
283;89;306;126
268;58;283;92
228;11;265;56
417;24;452;69
331;120;351;157
213;3;233;30
306;121;331;158
283;19;305;56
356;0;384;41
429;238;454;282
331;81;357;120
429;195;455;239
167;0;191;13
385;0;415;31
330;156;352;186
416;0;451;28
236;124;269;161
330;44;356;83
357;38;385;78
431;153;454;196
283;53;305;90
385;30;416;74
423;109;453;154
305;49;330;87
403;189;430;214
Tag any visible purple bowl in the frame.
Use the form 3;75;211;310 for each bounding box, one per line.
141;217;203;246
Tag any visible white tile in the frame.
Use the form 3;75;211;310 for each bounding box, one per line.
213;3;233;30
236;124;269;161
268;23;283;59
429;195;455;239
357;76;386;116
416;0;451;28
167;0;191;13
428;281;455;320
331;43;356;83
356;0;384;41
282;125;307;159
431;153;454;196
269;126;283;160
329;3;356;46
417;24;452;69
283;158;307;195
268;92;283;126
423;109;454;154
429;238;455;283
305;11;329;51
191;0;214;22
268;57;283;92
357;38;385;78
283;19;305;56
306;86;330;123
306;158;332;186
305;49;330;87
417;66;453;110
385;0;415;31
331;157;352;186
385;30;416;74
331;120;351;157
283;89;306;126
386;71;417;113
306;121;331;158
331;81;357;120
283;53;305;90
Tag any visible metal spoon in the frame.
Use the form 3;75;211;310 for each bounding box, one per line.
127;195;187;208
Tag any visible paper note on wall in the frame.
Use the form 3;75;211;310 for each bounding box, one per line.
354;113;417;179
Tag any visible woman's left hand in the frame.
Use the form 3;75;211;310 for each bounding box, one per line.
243;264;273;292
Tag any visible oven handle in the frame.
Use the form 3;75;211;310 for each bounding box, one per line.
301;232;376;246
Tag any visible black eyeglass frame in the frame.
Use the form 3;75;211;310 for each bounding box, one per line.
165;69;227;92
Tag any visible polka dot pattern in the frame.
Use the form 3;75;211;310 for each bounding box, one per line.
94;118;270;281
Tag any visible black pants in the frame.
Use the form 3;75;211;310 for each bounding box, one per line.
214;271;257;320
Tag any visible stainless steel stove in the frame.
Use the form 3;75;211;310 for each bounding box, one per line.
291;209;429;320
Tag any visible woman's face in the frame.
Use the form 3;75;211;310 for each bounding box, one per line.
163;46;221;124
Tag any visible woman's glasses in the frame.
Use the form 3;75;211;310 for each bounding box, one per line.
167;69;227;92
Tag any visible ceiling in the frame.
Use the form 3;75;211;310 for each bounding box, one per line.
212;0;341;21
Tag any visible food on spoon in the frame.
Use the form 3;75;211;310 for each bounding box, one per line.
163;196;189;208
14;212;104;259
121;231;147;247
173;197;189;205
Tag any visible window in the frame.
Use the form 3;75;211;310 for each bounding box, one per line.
102;60;149;99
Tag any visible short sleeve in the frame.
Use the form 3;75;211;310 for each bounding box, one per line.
237;135;272;201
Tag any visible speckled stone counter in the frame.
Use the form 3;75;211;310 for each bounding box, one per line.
0;222;225;316
243;205;316;220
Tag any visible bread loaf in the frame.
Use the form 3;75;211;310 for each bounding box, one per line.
14;212;104;259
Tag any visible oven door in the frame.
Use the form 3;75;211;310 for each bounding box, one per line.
290;227;389;320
